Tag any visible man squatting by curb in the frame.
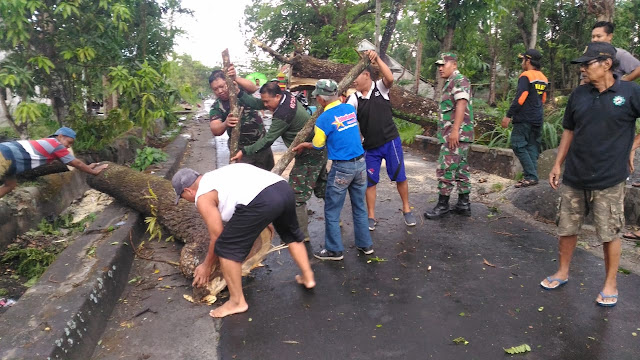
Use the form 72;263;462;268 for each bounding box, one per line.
541;42;640;307
501;49;549;188
208;69;274;171
425;52;474;220
346;50;417;231
0;127;108;199
227;67;328;240
173;164;315;318
294;79;373;261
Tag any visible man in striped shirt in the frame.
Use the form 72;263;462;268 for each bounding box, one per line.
0;127;107;198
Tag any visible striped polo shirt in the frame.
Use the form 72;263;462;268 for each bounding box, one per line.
0;138;75;176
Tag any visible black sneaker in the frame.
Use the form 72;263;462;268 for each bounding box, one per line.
356;246;375;255
314;249;344;261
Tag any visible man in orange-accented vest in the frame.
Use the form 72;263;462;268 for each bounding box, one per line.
502;49;548;188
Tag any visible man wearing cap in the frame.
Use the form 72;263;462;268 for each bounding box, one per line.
208;68;274;171
229;80;327;241
293;79;373;260
541;42;640;307
425;52;474;219
0;127;108;198
347;50;417;231
501;49;548;188
173;164;315;318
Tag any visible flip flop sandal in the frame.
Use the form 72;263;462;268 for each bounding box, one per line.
515;179;538;188
540;276;569;290
622;232;640;240
596;291;618;307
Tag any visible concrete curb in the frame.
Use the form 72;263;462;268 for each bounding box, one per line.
411;135;522;179
0;128;190;359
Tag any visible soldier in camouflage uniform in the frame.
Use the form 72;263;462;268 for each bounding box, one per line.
229;80;327;240
208;69;274;171
425;52;474;220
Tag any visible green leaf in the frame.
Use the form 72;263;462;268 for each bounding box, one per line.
452;337;469;345
503;344;531;354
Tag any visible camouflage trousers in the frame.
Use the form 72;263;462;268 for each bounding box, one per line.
290;147;327;207
556;182;625;243
436;142;471;196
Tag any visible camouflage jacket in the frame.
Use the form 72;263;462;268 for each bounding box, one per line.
438;70;474;144
209;91;266;147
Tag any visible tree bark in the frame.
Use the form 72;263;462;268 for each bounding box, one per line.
587;0;615;22
285;55;439;118
529;0;542;49
414;38;423;94
87;163;274;300
222;49;243;156
0;88;26;138
380;0;405;59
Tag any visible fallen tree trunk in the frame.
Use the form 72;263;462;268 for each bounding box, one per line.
87;162;273;300
287;54;439;120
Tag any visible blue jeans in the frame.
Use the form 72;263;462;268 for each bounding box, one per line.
324;157;372;252
511;122;542;181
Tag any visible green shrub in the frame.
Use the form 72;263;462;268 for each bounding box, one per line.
1;246;58;279
394;118;423;145
132;147;168;171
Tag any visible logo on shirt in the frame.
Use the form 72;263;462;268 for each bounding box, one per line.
613;95;625;106
332;112;357;130
374;91;380;97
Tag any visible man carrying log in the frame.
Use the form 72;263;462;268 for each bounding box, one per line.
208;69;274;170
230;79;327;241
346;50;417;231
172;165;315;318
0;127;108;198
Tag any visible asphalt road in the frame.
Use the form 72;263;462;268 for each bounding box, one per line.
93;118;640;360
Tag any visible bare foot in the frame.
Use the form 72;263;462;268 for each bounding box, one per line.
209;300;248;318
295;274;316;289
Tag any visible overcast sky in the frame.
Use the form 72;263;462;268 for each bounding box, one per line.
173;0;255;69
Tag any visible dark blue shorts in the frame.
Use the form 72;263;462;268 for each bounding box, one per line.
364;136;407;187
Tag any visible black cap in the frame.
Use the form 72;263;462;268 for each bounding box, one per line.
571;42;616;64
518;49;542;61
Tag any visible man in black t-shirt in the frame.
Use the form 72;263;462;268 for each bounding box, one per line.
541;42;640;308
347;50;416;231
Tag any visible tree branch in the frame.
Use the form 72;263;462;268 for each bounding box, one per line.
251;38;294;64
306;0;329;25
222;49;243;156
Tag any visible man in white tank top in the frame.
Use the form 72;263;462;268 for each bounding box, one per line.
172;164;316;318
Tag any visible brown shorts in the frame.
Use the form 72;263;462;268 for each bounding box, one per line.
556;182;625;242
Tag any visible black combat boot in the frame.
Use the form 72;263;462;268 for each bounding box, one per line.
424;195;450;219
453;193;471;216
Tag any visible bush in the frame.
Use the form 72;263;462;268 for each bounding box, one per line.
132;147;168;171
1;246;58;279
394;118;423;145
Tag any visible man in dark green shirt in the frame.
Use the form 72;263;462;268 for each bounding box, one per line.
208;70;274;171
230;81;327;240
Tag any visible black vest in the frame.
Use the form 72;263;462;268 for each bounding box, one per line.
354;82;399;150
